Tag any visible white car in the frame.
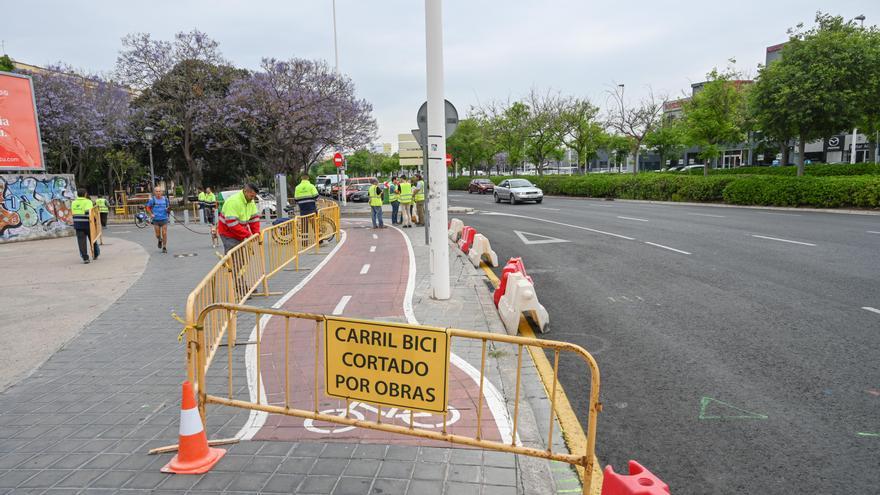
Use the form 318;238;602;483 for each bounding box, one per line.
493;179;544;204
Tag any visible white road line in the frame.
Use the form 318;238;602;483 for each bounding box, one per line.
332;295;352;315
687;213;726;218
751;234;816;247
862;306;880;315
644;241;692;255
369;245;376;252
759;212;801;217
360;264;371;274
372;234;378;239
868;231;880;234
539;207;561;211
483;212;635;240
617;216;649;222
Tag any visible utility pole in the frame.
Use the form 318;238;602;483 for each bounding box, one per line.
425;0;450;300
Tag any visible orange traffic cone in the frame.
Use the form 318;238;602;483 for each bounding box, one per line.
161;381;226;474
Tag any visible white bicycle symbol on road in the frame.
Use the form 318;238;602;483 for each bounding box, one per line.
304;401;462;434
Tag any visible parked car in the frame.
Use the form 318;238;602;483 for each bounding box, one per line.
316;174;347;195
679;165;705;173
331;177;376;199
346;184;371;202
494;179;544;204
467;179;495;194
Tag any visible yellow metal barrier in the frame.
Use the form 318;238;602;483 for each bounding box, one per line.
88;207;103;256
189;303;601;495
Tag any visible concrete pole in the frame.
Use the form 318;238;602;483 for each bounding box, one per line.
851;128;858;164
425;0;450;300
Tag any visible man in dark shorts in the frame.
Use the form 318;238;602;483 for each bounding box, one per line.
146;186;170;253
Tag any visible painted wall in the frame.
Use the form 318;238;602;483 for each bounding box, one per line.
0;174;75;243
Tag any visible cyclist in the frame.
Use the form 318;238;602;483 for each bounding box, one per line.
145;186;170;253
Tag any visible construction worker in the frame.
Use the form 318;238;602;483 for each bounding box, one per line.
294;174;320;217
95;195;109;228
203;187;217;225
368;178;385;229
197;187;207;223
71;188;99;264
389;176;401;225
414;173;426;226
145;186;170;253
398;175;413;228
218;183;261;253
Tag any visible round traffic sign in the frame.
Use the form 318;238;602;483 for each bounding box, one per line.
446;153;452;167
334;152;344;168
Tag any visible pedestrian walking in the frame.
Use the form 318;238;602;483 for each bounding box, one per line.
71;188;99;264
414;173;426;226
398;175;413;228
294;174;319;217
197;187;207;223
203;187;217;225
218;183;261;253
389;176;401;225
145;186;170;253
368;178;385;229
95;195;109;228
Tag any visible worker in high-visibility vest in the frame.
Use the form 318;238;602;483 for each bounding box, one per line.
218;183;261;253
414;173;426;226
388;176;401;225
203;187;217;224
94;196;109;228
398;176;413;228
71;188;99;264
368;178;385;229
197;188;207;223
294;175;320;217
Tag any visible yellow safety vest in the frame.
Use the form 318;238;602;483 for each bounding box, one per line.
389;183;399;202
71;196;94;229
398;182;413;204
414;180;425;202
95;198;109;213
368;185;383;207
204;193;216;205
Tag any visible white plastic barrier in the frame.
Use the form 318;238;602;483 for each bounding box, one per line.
497;271;550;335
448;218;464;242
468;234;499;268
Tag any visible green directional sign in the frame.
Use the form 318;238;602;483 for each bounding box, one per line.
698;396;768;420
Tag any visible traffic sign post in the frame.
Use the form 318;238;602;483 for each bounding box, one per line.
334;152;346;206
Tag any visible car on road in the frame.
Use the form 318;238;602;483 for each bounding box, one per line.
346;184;371;202
494;179;543;204
467;179;495;194
679;165;705;173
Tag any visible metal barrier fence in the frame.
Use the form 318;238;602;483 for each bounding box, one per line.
184;202;340;383
187;303;601;495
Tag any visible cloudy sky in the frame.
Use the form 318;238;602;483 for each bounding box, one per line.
5;1;878;148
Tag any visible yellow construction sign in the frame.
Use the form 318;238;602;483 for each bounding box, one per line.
324;317;449;413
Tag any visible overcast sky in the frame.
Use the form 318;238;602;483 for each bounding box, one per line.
5;1;878;148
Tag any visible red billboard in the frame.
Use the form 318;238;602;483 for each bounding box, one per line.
0;71;45;171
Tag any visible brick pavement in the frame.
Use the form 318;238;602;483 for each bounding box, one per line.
0;218;582;494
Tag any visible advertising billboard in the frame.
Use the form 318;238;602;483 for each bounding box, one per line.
0;71;45;171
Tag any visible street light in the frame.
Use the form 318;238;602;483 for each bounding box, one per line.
855;14;865;27
143;126;156;190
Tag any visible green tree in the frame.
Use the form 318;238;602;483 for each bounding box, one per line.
681;68;747;176
644;118;686;169
606;134;633;172
607;85;664;174
479;100;530;174
0;55;14;72
524;89;567;175
447;118;489;176
561;98;606;173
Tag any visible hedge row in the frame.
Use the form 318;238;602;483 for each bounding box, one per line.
687;163;880;177
450;174;880;208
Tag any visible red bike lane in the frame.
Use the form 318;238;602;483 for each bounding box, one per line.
252;222;509;446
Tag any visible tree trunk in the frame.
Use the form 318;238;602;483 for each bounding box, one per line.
796;137;806;176
632;148;640;175
781;141;790;167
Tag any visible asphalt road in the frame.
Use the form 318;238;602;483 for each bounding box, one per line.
447;191;880;494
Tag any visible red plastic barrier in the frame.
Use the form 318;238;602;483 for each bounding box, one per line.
601;461;670;495
458;226;477;253
493;257;532;307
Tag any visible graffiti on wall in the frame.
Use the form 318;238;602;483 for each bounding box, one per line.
0;174;76;242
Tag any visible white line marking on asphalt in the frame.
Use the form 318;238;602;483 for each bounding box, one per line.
862;307;880;315
868;231;880;234
236;230;348;441
644;241;692;255
687;213;726;218
617;216;649;222
360;264;370;274
608;297;616;302
391;225;518;446
333;295;352;315
484;212;635;240
539;207;561;211
514;230;570;245
751;234;816;246
759;212;801;217
372;234;378;239
369;245;376;252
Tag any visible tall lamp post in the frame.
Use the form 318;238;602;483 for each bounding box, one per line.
850;15;866;165
144;126;156;190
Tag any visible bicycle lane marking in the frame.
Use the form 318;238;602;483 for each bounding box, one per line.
249;222;508;445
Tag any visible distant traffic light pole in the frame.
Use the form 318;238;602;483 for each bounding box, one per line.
425;0;450;300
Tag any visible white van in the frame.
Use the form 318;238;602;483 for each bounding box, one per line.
316;174;347;195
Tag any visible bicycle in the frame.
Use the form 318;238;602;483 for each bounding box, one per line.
134;206;151;229
303;401;461;434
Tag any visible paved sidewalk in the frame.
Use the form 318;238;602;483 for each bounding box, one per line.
0;218;581;494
